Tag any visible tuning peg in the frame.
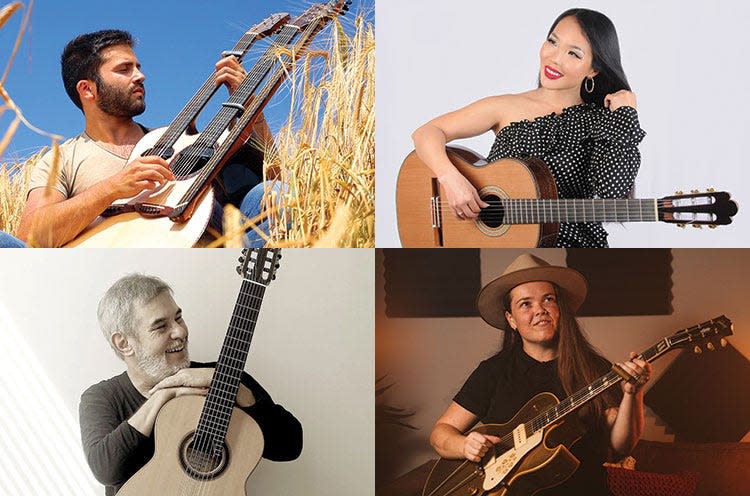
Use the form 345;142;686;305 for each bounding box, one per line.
720;338;728;348
675;190;683;195
677;224;685;228
694;346;702;354
707;187;715;192
707;342;716;351
691;189;699;194
709;225;717;229
692;224;702;229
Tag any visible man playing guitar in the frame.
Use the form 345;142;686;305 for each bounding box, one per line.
79;273;302;495
18;29;274;247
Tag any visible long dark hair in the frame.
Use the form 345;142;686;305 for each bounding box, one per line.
547;8;631;107
502;284;615;428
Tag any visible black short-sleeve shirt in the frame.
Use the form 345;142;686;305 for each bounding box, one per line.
454;345;621;495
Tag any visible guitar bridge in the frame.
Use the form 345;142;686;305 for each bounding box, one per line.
430;196;441;228
430;178;444;246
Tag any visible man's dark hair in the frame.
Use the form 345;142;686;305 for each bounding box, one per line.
61;29;135;110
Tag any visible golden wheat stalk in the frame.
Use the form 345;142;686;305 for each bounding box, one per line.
241;14;375;248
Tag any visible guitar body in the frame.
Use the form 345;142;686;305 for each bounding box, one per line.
397;147;559;248
423;393;584;496
117;395;264;495
65;127;217;248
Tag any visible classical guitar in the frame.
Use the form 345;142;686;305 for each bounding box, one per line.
422;315;734;496
67;1;352;247
396;147;739;247
117;248;282;495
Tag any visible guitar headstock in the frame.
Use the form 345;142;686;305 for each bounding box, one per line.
248;13;292;39
236;249;282;285
659;189;738;227
664;315;733;354
287;0;352;30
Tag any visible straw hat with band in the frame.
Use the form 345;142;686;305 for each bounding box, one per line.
476;253;589;329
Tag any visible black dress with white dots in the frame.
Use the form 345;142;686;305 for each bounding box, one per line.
487;103;646;247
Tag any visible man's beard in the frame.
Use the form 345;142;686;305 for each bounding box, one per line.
132;338;190;384
96;78;146;118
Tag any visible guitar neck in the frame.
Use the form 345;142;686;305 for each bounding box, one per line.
194;278;266;449
188;23;302;149
525;337;673;434
148;30;264;158
496;198;659;224
170;11;338;219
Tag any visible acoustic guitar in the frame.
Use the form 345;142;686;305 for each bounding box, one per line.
396;147;738;247
422;315;734;496
117;248;282;495
67;1;352;247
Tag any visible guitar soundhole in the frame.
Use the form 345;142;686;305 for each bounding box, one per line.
479;194;504;228
179;433;229;480
172;143;215;179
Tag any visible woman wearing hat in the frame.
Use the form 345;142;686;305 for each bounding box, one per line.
429;253;651;495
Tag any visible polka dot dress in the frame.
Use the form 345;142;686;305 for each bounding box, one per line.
487;103;646;248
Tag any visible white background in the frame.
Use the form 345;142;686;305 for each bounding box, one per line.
0;249;374;495
376;0;750;247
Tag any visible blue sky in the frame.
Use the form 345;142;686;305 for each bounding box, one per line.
1;0;373;163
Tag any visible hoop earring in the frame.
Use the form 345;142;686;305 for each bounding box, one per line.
585;77;595;94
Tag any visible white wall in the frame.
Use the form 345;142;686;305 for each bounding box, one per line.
375;248;750;483
0;248;374;495
376;0;750;247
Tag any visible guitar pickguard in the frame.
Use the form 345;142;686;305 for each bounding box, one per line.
482;430;543;491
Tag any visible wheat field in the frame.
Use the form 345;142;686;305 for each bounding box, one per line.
1;3;375;247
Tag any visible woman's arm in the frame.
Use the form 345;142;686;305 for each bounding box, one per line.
588;91;645;199
430;401;500;461
606;352;651;455
412;96;509;220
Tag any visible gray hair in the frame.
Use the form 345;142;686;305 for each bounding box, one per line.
97;273;172;357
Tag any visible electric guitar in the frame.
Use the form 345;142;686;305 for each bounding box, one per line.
117;248;282;495
396;147;738;247
422;315;734;496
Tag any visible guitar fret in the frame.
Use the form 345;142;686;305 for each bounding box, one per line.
194;261;275;443
501;198;660;224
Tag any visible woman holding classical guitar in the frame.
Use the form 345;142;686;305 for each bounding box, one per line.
411;8;645;248
428;253;652;495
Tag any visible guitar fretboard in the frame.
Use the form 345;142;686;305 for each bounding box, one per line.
174;9;337;211
149;29;262;158
524;338;672;436
194;278;266;454
488;198;659;224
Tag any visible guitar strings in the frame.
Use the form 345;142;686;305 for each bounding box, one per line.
430;199;720;224
151;31;256;155
166;11;327;188
427;324;727;496
172;15;332;210
166;26;298;181
179;271;266;496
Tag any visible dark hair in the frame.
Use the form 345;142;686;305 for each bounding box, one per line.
501;283;616;429
547;8;631;107
61;29;135;110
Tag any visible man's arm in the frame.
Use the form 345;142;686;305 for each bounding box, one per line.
19;155;173;247
79;385;150;487
238;372;302;461
149;365;302;460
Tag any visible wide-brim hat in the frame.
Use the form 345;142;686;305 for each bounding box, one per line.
476;253;588;329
